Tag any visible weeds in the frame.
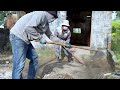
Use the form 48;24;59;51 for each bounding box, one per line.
112;19;120;64
35;47;55;59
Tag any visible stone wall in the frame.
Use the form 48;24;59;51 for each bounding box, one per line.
90;11;112;50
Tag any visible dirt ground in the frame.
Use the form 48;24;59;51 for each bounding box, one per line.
0;47;118;79
23;48;114;79
0;53;12;79
36;57;109;79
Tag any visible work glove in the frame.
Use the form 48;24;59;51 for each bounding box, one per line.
65;43;72;49
40;41;46;44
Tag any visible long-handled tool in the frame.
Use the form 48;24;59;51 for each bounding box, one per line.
44;41;94;64
46;41;96;51
45;41;115;66
37;40;86;64
38;40;115;69
36;39;95;51
45;41;105;59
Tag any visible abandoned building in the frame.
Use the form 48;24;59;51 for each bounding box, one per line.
0;11;115;79
45;11;112;51
0;11;112;53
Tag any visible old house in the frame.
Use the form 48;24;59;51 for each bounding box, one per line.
0;11;112;53
52;11;114;73
0;11;114;76
43;11;112;51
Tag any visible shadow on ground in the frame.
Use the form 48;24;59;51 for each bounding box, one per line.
38;60;69;78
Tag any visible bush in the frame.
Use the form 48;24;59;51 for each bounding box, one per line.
112;20;120;33
112;19;120;63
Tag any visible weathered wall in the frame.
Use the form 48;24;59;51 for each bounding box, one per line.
90;11;112;50
16;11;26;19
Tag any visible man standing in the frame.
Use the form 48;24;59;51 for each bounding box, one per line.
9;11;70;79
54;20;73;63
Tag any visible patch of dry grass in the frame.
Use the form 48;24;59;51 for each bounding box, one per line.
35;47;55;59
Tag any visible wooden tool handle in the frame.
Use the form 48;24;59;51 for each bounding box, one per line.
71;52;85;64
46;42;67;46
46;41;95;51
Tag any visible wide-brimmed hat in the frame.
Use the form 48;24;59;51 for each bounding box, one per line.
61;20;70;27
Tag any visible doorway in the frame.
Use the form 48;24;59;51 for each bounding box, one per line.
67;11;92;46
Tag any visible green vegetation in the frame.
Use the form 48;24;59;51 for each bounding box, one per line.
112;19;120;64
36;47;55;59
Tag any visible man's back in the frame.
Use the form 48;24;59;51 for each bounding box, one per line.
10;11;35;35
10;11;46;44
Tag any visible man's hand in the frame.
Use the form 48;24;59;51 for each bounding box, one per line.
65;43;72;49
35;39;46;44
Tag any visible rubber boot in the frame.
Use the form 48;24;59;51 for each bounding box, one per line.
68;57;73;62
